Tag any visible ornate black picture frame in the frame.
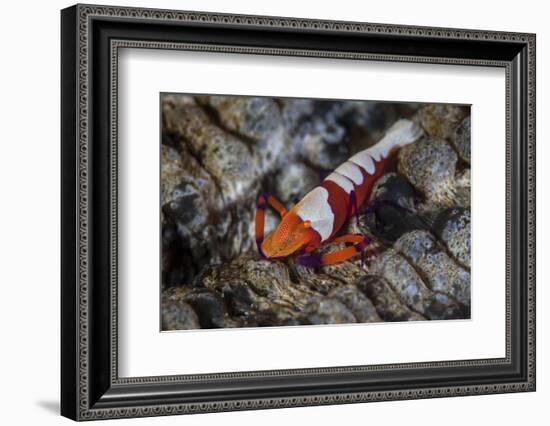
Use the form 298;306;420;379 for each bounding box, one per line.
61;4;536;421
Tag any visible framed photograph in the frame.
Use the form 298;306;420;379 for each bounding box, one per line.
61;4;536;421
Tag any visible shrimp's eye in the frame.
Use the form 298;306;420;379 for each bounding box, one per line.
303;220;311;228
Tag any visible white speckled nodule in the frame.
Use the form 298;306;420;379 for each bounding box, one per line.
296;187;335;241
335;161;364;185
325;172;355;194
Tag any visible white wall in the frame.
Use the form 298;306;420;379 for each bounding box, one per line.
0;0;546;424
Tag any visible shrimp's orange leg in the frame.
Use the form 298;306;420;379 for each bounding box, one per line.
255;193;288;258
297;234;371;267
326;234;365;245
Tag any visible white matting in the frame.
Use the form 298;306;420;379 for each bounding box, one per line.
117;48;506;377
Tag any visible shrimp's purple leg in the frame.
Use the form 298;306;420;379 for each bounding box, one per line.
344;190;360;227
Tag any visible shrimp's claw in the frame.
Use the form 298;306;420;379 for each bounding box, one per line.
298;234;371;266
255;192;288;258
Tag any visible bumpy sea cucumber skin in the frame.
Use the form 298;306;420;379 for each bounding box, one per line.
398;136;459;208
393;230;471;307
161;97;472;328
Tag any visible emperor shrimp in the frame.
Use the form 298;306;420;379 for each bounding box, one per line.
255;119;423;266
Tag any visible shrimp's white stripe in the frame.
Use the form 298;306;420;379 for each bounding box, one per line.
367;146;384;161
349;151;375;174
372;119;423;159
335;161;364;185
325;172;355;194
296;187;334;242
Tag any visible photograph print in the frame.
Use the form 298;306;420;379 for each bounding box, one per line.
160;94;471;331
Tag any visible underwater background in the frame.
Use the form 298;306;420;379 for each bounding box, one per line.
160;94;471;330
